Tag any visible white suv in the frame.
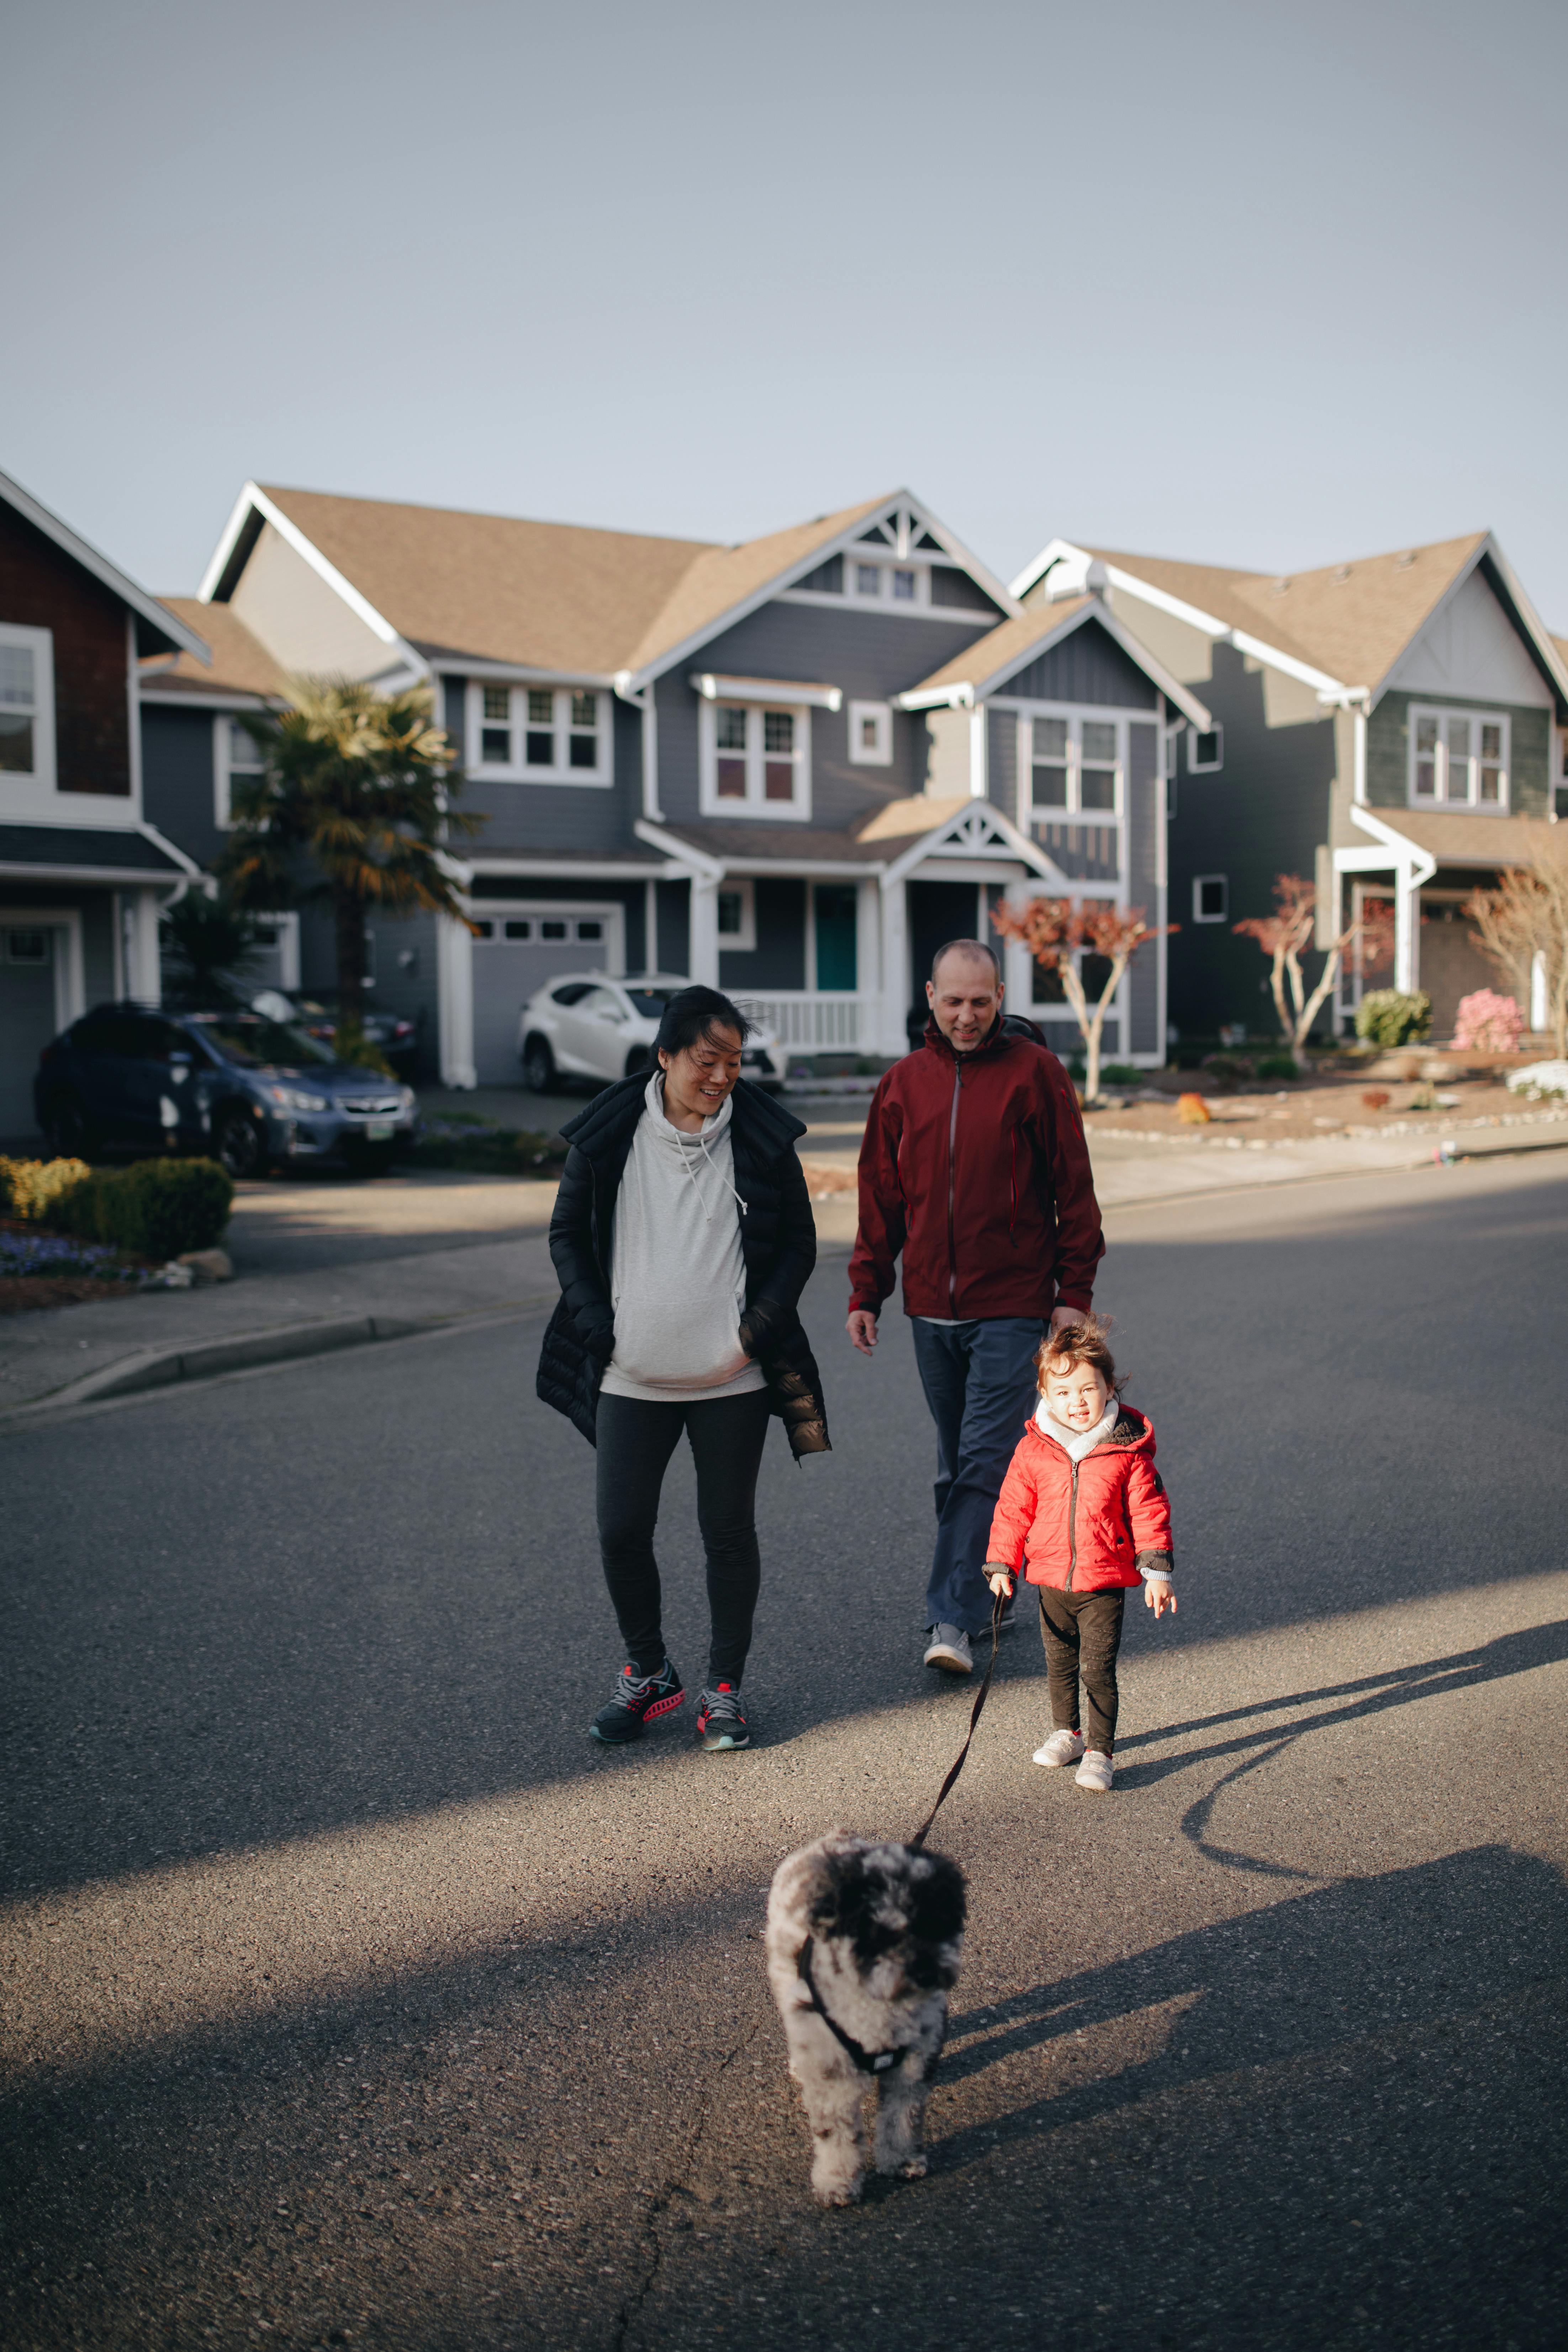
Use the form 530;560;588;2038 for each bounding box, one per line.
517;974;786;1093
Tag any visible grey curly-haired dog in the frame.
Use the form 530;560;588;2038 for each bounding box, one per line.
766;1831;967;2206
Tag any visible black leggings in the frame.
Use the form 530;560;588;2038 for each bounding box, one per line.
595;1388;771;1686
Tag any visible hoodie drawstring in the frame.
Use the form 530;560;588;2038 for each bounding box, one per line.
675;1125;748;1222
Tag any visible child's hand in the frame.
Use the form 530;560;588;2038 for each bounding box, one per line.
1144;1577;1176;1619
984;1566;1015;1598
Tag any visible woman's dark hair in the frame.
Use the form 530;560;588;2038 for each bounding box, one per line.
654;985;754;1059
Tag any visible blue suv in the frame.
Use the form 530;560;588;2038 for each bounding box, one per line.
33;1003;418;1178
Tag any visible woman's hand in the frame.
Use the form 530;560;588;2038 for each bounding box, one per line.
1144;1577;1176;1618
985;1565;1015;1598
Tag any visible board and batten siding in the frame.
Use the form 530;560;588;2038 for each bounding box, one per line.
1125;719;1161;1056
998;621;1160;712
986;706;1017;818
141;703;225;868
1366;691;1552;820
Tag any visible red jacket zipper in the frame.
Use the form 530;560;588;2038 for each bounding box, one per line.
1067;1459;1080;1588
946;1061;962;1312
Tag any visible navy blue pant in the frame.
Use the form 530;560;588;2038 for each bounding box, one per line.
910;1315;1045;1637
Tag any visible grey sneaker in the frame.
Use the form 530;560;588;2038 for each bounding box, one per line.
695;1682;750;1751
923;1624;973;1676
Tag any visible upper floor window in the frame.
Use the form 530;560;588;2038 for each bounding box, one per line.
848;700;893;765
468;682;611;785
1024;712;1121;823
845;559;927;609
1410;705;1508;808
215;714;266;828
699;699;811;819
1187;724;1223;773
0;624;56;792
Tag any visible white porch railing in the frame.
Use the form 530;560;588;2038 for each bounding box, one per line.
733;992;869;1048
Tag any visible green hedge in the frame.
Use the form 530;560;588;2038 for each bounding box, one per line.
1355;990;1432;1049
0;1154;93;1221
47;1158;234;1259
1256;1053;1300;1080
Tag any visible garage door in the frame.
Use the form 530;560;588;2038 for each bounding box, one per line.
0;928;60;1142
470;905;624;1085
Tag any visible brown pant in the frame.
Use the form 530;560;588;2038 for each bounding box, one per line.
1038;1585;1125;1755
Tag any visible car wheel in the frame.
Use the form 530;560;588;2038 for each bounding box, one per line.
42;1094;93;1160
215;1106;267;1179
522;1035;555;1093
623;1045;654;1080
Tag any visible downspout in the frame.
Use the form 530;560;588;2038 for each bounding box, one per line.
616;673;662;822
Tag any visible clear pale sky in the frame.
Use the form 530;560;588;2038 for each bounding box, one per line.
7;0;1566;626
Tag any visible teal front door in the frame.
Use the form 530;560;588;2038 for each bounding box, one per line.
813;885;857;991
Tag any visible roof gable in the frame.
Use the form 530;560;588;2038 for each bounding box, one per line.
899;596;1211;728
0;466;208;662
142;599;288;700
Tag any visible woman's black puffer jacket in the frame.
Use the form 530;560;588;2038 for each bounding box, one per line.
535;1074;830;1460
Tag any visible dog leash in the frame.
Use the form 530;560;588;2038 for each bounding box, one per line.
909;1586;1007;1850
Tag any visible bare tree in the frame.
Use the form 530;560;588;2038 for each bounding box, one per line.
1466;834;1568;1056
991;898;1174;1101
1234;874;1393;1052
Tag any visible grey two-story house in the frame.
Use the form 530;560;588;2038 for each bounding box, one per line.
142;484;1203;1082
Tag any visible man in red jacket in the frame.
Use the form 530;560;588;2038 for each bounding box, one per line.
847;939;1104;1675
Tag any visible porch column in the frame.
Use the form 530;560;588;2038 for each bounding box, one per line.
124;889;162;1005
437;909;477;1089
855;878;880;1048
690;875;720;986
1395;860;1417;995
877;878;908;1056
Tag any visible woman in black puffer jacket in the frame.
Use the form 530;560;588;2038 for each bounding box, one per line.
538;986;829;1754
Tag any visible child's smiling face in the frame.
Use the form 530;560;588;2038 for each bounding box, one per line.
1043;1356;1111;1431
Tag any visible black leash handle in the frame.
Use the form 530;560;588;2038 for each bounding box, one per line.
910;1586;1007;1850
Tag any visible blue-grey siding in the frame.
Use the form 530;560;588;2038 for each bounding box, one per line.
719;877;806;991
141;704;222;869
930;566;1005;615
999;619;1158;710
987;707;1017;819
1366;690;1551;820
1126;720;1160;1056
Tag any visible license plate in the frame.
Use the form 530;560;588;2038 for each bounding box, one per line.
364;1119;394;1141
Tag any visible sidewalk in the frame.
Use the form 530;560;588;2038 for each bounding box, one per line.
4;1114;1563;1422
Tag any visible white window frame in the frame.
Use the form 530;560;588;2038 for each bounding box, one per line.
1193;874;1229;923
468;900;625;971
465;682;613;786
843;555;929;610
848;699;893;766
716;877;757;952
1013;706;1126;827
1407;703;1510;811
0;622;57;798
698;697;812;821
213;710;267;829
1187;722;1224;773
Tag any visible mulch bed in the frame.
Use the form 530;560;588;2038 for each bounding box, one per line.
0;1215;152;1317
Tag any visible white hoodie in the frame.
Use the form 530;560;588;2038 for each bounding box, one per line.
599;1074;767;1406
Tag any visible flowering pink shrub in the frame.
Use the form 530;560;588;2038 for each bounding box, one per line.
1452;990;1524;1051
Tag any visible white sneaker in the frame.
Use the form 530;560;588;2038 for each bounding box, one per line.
1075;1750;1114;1792
1033;1729;1086;1768
923;1624;973;1676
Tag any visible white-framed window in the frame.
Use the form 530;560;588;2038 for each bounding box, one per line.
472;911;609;946
1193;875;1228;923
0;623;56;792
466;683;612;785
1023;711;1123;822
844;558;928;608
699;699;811;819
848;699;893;766
717;878;757;951
213;712;267;828
1187;724;1224;772
1409;705;1509;808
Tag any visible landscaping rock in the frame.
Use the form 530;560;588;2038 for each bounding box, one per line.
176;1248;235;1284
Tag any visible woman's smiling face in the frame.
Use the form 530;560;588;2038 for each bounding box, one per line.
659;1022;744;1129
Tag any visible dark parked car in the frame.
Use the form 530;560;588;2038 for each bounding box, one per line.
33;1003;418;1178
251;989;423;1082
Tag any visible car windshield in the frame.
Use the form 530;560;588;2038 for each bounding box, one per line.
191;1014;337;1069
623;988;677;1019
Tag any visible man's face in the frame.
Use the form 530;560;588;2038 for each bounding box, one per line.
926;953;1002;1052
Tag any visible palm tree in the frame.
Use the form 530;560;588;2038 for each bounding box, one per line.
160;886;264;1009
218;675;482;1029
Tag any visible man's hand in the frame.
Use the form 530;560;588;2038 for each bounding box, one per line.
985;1565;1015;1598
1050;1303;1088;1336
1144;1578;1177;1619
847;1309;879;1356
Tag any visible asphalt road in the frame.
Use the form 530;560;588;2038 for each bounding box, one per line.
3;1153;1566;2352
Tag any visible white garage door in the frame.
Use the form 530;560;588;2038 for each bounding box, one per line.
471;903;625;1085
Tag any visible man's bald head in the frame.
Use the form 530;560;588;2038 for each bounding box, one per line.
926;938;1003;1052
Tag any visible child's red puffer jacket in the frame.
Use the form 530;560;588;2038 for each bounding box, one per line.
986;1406;1173;1592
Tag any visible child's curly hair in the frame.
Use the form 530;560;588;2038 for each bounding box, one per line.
1036;1314;1122;1397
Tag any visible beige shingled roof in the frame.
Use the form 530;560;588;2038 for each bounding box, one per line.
248;486;898;681
1087;533;1491;690
654;798;977;870
909;600;1093;698
145;598;285;697
1378;809;1558;867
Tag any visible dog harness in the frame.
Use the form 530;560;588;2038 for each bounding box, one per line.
796;1937;904;2075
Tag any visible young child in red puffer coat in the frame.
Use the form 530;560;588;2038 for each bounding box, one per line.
983;1319;1175;1793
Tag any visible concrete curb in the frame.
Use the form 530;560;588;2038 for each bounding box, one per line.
0;1312;425;1424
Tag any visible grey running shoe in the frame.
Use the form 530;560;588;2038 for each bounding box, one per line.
589;1659;684;1744
923;1624;973;1675
696;1682;750;1750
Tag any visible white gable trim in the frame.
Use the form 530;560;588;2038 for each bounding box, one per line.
196;482;425;676
618;491;1021;694
1370;534;1568;712
880;798;1067;891
898;599;1213;731
0;467;209;663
